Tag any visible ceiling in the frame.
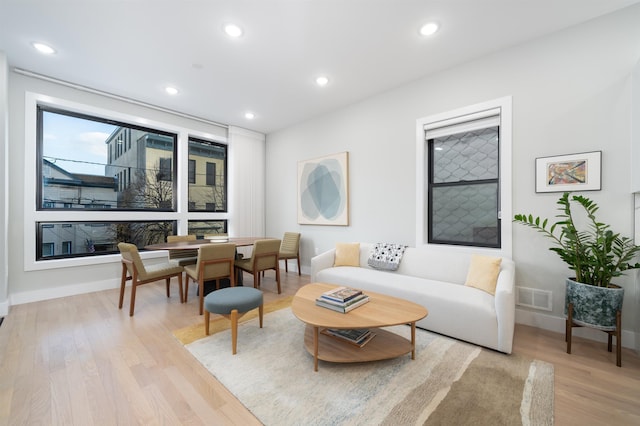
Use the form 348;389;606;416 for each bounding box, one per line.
1;0;639;134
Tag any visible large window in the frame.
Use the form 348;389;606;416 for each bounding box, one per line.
416;97;512;256
38;106;177;212
30;98;229;264
188;137;227;212
428;126;500;247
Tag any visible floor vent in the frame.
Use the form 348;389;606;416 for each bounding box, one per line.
516;287;552;311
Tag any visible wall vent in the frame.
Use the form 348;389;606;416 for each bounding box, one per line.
516;286;552;311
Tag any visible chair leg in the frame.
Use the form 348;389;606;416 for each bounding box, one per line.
129;282;137;317
119;264;127;309
259;304;264;328
166;278;171;298
231;309;239;355
178;274;184;303
199;281;204;315
253;273;259;289
204;310;210;335
285;259;288;273
297;255;301;276
275;266;281;294
184;275;190;303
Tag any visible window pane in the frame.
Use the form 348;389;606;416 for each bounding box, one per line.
432;127;498;183
39;107;177;211
37;221;175;260
188;159;196;184
429;183;499;246
187;220;228;239
188;137;227;212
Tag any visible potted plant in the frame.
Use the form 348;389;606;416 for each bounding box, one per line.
514;192;640;331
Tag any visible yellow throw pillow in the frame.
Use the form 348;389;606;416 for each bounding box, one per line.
465;255;502;295
334;243;360;267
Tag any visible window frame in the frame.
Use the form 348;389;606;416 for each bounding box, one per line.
415;97;512;258
24;92;229;271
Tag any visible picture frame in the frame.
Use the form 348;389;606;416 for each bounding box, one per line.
297;152;349;225
535;151;601;193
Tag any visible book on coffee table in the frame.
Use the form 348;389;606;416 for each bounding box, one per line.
315;294;369;313
320;286;363;303
321;328;376;347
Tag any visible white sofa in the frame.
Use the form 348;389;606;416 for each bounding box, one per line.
311;243;516;354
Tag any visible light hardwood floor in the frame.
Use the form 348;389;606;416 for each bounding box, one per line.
1;271;639;425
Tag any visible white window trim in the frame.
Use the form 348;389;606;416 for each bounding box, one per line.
24;92;228;271
415;96;512;258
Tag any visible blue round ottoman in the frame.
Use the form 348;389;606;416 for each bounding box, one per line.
204;287;264;354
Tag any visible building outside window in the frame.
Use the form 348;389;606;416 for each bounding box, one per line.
36;106;230;261
188;137;227;212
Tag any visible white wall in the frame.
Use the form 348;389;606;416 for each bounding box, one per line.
266;6;640;341
6;72;265;307
0;52;8;316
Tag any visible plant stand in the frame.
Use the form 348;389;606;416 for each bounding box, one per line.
566;302;621;367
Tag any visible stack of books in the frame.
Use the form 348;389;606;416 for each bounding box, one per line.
315;286;369;313
321;328;376;347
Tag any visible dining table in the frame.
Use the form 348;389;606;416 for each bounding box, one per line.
144;236;274;290
144;236;268;251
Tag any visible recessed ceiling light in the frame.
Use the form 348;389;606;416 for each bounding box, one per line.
245;112;255;120
32;42;56;55
316;76;329;87
165;86;179;95
224;24;243;38
419;22;439;36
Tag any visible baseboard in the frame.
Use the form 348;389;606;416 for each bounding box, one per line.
515;308;637;350
9;278;119;307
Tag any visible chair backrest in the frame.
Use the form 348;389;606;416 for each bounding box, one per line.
252;239;281;271
167;234;197;243
196;243;236;280
280;232;300;256
118;242;148;279
167;235;198;260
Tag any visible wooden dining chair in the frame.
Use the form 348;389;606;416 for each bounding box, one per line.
235;239;282;294
166;234;198;266
117;242;184;316
279;232;301;275
183;243;237;315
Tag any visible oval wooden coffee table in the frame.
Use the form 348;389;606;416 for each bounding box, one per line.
292;283;428;371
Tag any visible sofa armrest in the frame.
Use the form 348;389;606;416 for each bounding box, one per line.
311;248;336;282
494;258;516;353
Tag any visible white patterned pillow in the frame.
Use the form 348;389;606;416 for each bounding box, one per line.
367;243;408;271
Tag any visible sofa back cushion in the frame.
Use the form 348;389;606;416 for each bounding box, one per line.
358;243;487;285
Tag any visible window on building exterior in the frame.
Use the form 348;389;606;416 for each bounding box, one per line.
417;97;512;254
188;137;227;212
188;159;196;184
62;241;72;254
42;243;54;257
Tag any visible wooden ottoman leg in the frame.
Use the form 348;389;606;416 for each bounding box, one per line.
259;304;264;328
204;310;210;335
231;309;239;355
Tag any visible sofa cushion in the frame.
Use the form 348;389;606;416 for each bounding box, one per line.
367;242;407;271
464;255;502;295
334;242;360;267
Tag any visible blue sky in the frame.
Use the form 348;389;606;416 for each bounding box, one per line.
42;111;117;176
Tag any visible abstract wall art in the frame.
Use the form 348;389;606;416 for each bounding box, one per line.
298;152;349;225
535;151;601;193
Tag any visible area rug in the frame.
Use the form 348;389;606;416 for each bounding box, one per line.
182;308;554;425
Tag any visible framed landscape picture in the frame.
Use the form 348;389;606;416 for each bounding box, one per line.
535;151;601;193
297;152;349;225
